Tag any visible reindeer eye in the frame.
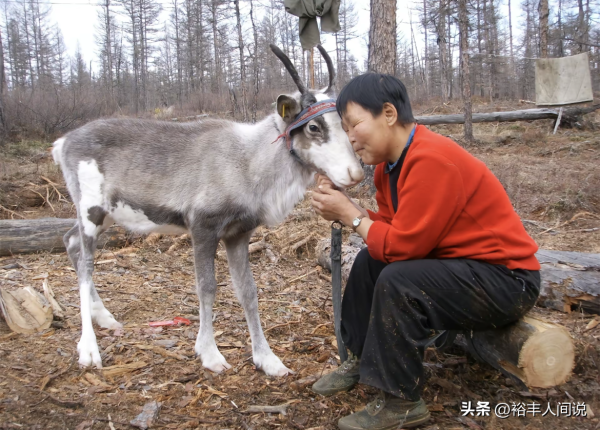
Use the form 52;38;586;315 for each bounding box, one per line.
309;125;319;133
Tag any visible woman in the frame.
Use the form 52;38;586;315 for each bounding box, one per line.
310;73;540;430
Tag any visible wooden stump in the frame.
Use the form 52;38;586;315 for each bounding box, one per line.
0;286;54;334
460;316;574;388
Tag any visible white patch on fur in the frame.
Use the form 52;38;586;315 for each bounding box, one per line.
68;234;79;250
78;281;102;368
52;138;65;166
110;201;187;235
262;172;312;226
91;301;122;329
307;111;364;188
195;333;232;373
77;160;105;237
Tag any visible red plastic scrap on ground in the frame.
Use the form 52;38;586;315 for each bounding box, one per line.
148;316;191;327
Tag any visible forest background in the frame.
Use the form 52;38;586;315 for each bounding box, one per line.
0;0;598;141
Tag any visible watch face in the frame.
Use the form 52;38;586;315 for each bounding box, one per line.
353;218;360;227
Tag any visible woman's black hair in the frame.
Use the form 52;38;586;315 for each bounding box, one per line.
336;73;415;125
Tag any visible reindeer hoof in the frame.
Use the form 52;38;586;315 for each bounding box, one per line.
92;304;122;330
197;345;232;373
254;353;294;377
77;337;103;369
201;353;232;373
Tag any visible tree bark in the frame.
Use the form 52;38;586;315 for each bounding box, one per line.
234;0;248;121
0;26;6;138
367;0;396;74
535;249;600;314
437;0;448;102
456;316;575;388
538;0;549;58
458;0;473;141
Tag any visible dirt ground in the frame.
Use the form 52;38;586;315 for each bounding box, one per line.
1;105;599;430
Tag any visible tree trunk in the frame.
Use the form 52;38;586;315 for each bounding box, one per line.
577;0;586;53
367;0;396;74
210;0;221;95
538;0;549;58
557;0;564;57
364;0;397;192
0;27;6;138
508;0;515;96
0;219;133;256
437;0;448;102
104;0;114;106
249;0;259;123
422;0;428;96
234;0;248;121
173;0;183;107
458;0;473;141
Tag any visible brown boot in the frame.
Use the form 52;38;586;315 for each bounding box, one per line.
338;391;430;430
311;352;360;396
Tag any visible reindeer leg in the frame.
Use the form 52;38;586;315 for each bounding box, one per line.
190;226;230;373
224;230;293;377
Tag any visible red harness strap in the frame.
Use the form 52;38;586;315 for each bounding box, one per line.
272;99;337;151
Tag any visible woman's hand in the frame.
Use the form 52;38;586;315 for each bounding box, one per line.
314;173;337;193
311;173;374;240
312;181;363;226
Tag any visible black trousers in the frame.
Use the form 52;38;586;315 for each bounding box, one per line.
341;248;540;401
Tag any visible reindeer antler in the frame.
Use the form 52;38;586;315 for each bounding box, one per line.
270;44;308;95
316;45;336;95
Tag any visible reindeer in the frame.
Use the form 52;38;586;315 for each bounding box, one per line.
52;45;364;376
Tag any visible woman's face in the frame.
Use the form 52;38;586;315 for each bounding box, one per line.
341;102;393;166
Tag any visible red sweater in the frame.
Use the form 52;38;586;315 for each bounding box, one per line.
366;125;540;271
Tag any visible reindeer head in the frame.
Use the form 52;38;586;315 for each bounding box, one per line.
270;45;364;189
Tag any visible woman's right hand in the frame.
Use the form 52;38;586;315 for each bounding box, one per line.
314;173;337;193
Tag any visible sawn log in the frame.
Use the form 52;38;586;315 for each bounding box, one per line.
457;316;574;388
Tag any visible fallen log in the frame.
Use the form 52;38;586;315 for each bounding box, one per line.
536;249;600;315
316;237;600;315
0;218;133;256
415;104;600;126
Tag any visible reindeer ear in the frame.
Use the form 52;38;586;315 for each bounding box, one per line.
276;95;301;124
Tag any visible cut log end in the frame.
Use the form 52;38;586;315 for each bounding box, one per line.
519;326;574;388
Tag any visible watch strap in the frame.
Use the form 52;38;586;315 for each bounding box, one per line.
352;215;366;231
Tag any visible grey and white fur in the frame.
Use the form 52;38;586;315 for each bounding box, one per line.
52;45;364;376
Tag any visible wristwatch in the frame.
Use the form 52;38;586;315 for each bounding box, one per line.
352;215;366;231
